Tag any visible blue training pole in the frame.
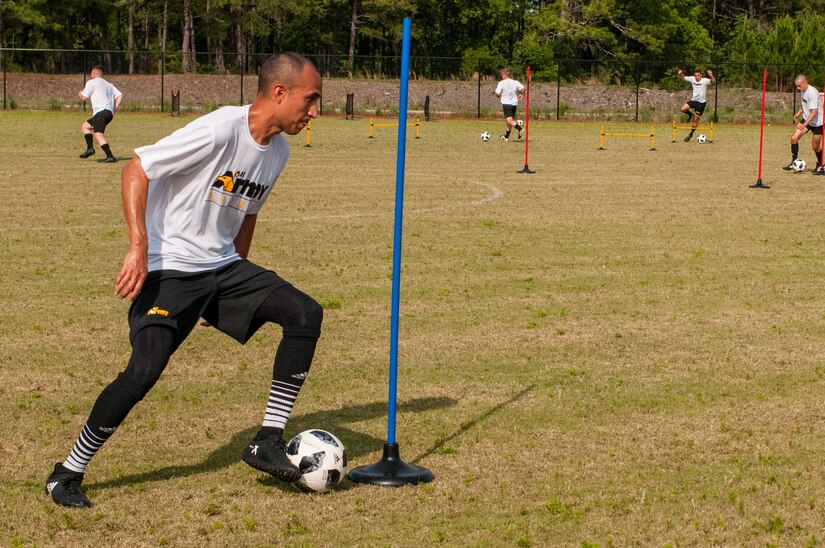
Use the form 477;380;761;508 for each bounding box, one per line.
386;17;413;446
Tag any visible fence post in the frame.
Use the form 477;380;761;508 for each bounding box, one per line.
635;62;640;122
160;49;165;113
556;62;561;120
477;59;481;119
240;52;244;106
2;49;6;110
319;72;323;116
713;66;719;123
792;64;797;119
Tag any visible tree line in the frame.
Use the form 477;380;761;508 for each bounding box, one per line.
2;0;825;86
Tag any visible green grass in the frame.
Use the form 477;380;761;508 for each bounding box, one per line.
2;112;825;544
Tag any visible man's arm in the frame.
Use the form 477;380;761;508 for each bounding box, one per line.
800;108;816;129
234;214;258;259
114;94;123;110
708;70;716;85
115;157;151;301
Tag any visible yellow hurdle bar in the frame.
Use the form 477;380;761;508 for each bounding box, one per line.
672;120;714;142
599;123;656;150
369;116;421;139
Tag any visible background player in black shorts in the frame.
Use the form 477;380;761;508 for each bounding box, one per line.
677;68;715;142
78;66;123;163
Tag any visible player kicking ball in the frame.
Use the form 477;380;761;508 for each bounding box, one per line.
677;68;715;142
783;74;824;174
494;67;525;142
46;53;323;508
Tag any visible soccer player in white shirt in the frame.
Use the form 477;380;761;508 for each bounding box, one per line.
46;53;323;509
494;67;525;141
677;68;715;142
78;66;123;163
784;74;824;174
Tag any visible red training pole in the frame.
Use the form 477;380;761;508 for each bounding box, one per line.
750;68;769;188
517;66;535;174
821;81;824;169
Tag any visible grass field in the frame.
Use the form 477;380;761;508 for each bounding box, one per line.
4;111;825;546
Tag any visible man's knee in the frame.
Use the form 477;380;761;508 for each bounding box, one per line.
120;326;176;398
282;292;323;339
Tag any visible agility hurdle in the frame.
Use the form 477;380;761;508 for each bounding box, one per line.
672;120;714;142
598;123;655;151
304;119;312;147
369;116;421;139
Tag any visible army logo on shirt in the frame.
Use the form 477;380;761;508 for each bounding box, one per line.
208;170;269;211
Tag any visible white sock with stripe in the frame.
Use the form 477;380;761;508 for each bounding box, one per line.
63;423;115;474
261;380;301;431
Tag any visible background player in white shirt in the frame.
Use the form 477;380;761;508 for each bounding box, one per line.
677;68;715;142
784;74;824;174
78;66;123;163
46;53;323;509
494;67;525;142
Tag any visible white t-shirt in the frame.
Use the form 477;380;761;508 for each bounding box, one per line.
684;76;712;103
135;105;290;272
495;78;524;106
800;85;823;127
81;77;122;115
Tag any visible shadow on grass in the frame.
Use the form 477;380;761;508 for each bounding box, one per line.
410;384;536;465
86;396;456;491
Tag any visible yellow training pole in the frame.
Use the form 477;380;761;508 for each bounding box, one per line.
305;119;312;147
415;117;420;139
369;116;374;138
710;121;714;143
672;120;676;143
650;126;656;151
599;123;605;149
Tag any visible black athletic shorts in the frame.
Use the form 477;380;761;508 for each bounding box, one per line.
502;104;518;118
87;109;114;133
128;260;290;346
809;124;823;135
687;100;706;115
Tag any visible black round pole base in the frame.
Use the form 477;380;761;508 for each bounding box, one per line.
348;443;434;487
749;178;770;189
517;164;536;174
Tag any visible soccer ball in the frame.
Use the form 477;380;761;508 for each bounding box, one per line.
286;429;347;493
481;131;490;141
515;119;524;129
697;134;707;144
792;158;807;173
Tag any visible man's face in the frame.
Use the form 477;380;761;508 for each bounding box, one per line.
694;71;702;80
276;65;322;135
797;80;808;92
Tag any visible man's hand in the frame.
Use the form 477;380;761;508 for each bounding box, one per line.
115;245;148;301
707;70;714;77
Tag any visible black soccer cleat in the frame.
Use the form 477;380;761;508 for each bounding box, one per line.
45;463;91;508
683;134;693;142
517;127;524;140
783;162;796;171
814;165;825;175
79;148;95;159
102;156;117;163
242;436;302;483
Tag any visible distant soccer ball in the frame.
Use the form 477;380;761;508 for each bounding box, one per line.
515;119;524;129
286;429;347;493
697;134;708;144
792;158;807;173
481;131;491;141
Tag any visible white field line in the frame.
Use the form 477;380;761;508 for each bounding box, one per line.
0;179;503;233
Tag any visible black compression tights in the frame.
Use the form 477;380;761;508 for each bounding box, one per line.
84;284;322;432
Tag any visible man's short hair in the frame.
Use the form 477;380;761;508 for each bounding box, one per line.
796;74;808;85
258;53;316;93
91;65;104;75
501;67;511;77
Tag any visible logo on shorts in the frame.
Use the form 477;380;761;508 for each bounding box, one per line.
147;306;169;317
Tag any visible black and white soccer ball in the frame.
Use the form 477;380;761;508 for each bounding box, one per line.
515;119;524;129
286;429;347;493
481;131;490;141
696;134;708;144
792;158;807;173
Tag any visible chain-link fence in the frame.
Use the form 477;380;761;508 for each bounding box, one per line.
0;48;813;123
